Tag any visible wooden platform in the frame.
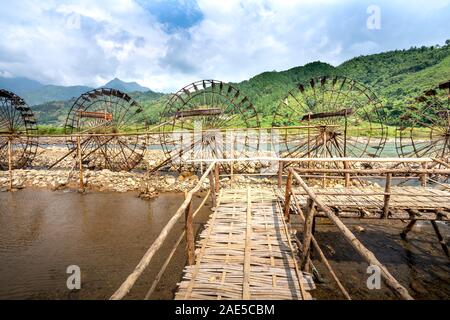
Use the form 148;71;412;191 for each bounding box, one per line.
175;187;315;300
291;186;450;220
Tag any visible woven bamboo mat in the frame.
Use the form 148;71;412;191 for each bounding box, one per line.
175;186;315;300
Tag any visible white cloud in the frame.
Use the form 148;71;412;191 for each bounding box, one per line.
0;0;449;93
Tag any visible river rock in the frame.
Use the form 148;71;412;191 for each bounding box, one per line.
165;176;176;185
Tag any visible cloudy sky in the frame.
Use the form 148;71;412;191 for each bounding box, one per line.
0;0;449;92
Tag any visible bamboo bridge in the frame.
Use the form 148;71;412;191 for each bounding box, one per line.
108;157;450;301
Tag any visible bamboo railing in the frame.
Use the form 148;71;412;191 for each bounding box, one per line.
110;162;219;300
285;168;414;300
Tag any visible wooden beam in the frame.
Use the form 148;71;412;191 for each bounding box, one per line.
77;136;84;191
382;173;391;219
400;220;417;240
214;163;220;193
8;138;12;191
284;170;293;221
430;221;449;259
301;198;315;271
208;170;216;207
344;161;350;187
185;193;195;265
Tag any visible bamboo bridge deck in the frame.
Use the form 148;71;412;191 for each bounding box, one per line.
289;186;450;220
175;186;315;300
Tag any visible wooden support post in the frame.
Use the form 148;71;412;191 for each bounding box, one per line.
343;161;350;187
382;173;391;219
230;160;234;187
301;198;315;271
214;163;220;193
430;221;449;259
8;138;13;191
184;192;195;265
77;136;84;191
291;191;351;300
277;161;283;188
322;130;327;188
421;162;428;187
284;170;293;221
400;220;417;240
208;170;216;208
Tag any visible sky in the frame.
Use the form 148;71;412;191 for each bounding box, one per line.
0;0;449;92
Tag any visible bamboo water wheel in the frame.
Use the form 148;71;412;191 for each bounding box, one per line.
158;80;260;172
64;88;146;171
0;90;38;170
396;80;450;159
272;76;387;167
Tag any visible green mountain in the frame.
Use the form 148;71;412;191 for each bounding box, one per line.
28;41;450;128
0;76;43;93
0;77;156;105
24;85;93;106
103;78;150;93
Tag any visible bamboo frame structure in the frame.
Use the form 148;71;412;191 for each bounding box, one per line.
288;169;414;300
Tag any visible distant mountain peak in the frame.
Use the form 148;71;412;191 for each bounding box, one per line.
103;78;150;93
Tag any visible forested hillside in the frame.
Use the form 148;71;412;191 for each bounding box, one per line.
30;41;450;127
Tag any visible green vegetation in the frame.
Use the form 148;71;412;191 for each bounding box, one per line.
31;41;450;131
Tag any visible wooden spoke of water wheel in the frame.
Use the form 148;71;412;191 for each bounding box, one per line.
159;80;260;173
272;76;387;169
0;89;38;170
396;80;450;182
396;80;450;159
64;88;146;171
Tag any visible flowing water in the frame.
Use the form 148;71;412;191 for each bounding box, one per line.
0;190;448;300
0;190;211;300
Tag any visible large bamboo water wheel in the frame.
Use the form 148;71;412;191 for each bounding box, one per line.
272;76;387;167
396;80;450;159
158;80;260;172
0;89;38;170
64;88;146;171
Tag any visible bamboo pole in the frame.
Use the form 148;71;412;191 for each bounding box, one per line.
343;161;350;187
110;162;215;300
301;198;315;271
77;136;84;191
421;162;428;187
208;170;216;208
290;190;351;300
290;169;414;300
277;161;283;188
322;130;327;188
400;220;417;240
189;157;436;164
214;163;220;193
144;188;212;299
8;138;13;191
382;173;391;219
184;192;195;265
430;221;449;259
284;170;293;221
293;167;450;174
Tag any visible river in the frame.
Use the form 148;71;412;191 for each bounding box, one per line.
0;189;448;299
